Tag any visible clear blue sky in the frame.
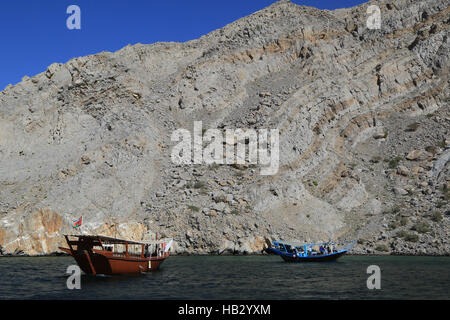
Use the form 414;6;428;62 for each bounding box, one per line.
0;0;368;90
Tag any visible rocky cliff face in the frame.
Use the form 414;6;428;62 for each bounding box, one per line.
0;0;449;256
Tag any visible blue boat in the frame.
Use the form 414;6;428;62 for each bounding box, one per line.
267;240;356;262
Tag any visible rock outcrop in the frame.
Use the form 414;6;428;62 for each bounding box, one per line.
0;0;449;255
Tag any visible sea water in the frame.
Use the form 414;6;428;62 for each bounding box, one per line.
0;255;448;299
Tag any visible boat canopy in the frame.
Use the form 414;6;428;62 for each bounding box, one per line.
65;234;172;246
273;239;356;250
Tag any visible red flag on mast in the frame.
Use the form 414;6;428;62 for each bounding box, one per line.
73;216;82;228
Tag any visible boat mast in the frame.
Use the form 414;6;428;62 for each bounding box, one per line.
114;217;118;239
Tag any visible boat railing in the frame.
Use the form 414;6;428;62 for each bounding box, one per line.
340;240;357;252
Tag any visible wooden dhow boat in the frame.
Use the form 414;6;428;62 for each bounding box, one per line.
59;234;173;275
267;240;356;262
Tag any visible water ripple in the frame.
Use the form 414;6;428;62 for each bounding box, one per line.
0;255;448;299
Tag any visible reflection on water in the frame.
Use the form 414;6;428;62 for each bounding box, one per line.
0;255;448;299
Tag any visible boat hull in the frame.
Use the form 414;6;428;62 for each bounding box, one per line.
59;247;168;275
267;247;347;262
281;251;346;262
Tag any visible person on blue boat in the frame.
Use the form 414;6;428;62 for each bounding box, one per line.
299;247;304;256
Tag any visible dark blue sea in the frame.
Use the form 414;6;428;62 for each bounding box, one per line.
0;255;448;299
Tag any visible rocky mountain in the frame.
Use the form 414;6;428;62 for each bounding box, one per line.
0;0;448;256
